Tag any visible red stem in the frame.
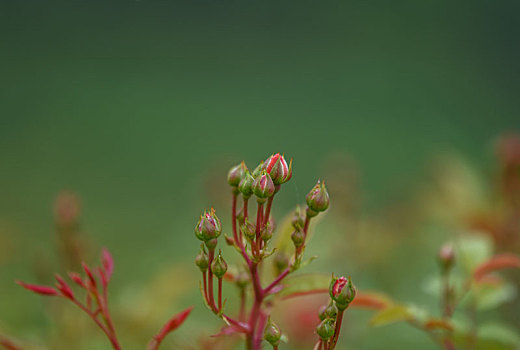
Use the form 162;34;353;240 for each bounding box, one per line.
207;249;217;312
218;277;223;311
232;192;239;244
255;203;264;256
328;309;344;350
263;267;290;295
203;271;208;301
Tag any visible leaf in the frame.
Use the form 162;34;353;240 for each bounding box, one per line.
472;282;517;311
456;234;493;273
17;281;59;296
147;306;193;350
476;322;520;350
424;318;454;331
369;304;424;327
101;248;114;282
473;254;520;281
350;291;393;310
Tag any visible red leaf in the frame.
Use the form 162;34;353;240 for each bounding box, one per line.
55;274;74;299
147;306;193;350
17;281;59;296
424;318;454;331
0;335;23;350
82;262;97;290
473;254;520;281
101;248;114;282
68;272;86;288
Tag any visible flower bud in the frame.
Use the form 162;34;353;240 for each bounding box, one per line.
211;250;228;279
238;171;255;199
439;243;455;272
306;180;330;213
291;207;305;230
227;162;247;187
291;229;305;247
241;219;256;240
263;318;281;346
265;153;292;185
195;208;222;241
252;161;264;178
316;318;335;340
329;276;356;311
318;303;338;321
195;245;209;272
253;171;275;202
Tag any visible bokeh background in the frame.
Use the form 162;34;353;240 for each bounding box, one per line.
1;1;519;349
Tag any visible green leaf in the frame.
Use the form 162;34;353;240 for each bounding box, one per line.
476;322;520;350
369;305;415;327
456;234;493;273
473;282;517;311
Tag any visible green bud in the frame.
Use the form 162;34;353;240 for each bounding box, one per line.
263;318;281;346
195;245;209;272
439;243;455;272
240;219;256;240
306;180;330;213
316;318;335;340
291;207;305;229
329;276;356;311
210;250;228;279
195;208;222;241
291;229;305;247
227;162;247;187
252;161;264;178
253;171;275;202
238;171;255;199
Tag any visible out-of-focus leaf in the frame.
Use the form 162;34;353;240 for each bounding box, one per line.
473;254;520;281
456;234;493;273
369;305;416;327
476;322;520;350
472;282;517;311
271;208;325;254
275;273;330;299
424;318;454;331
350;291;393;310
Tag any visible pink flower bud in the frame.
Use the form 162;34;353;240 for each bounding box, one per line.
253;171;275;202
195;208;222;241
227;162;247;187
439;243;455;272
329;275;356;310
306;180;330;213
265;153;292;185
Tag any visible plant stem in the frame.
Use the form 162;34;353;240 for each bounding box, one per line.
232;192;239;244
207;249;217;312
328;309;344;350
218;277;223;311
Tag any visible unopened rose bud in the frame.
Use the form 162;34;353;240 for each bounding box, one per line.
316;318;335;340
291;207;305;229
241;219;256;240
252;161;264;178
319;303;338;320
253;171;275;203
211;251;228;279
227;162;247;187
195;245;209;272
306;180;330;213
439;243;455;272
235;271;250;288
238;171;255;199
265;153;292;185
195;208;222;242
291;229;305;247
263;318;281;346
329;276;356;311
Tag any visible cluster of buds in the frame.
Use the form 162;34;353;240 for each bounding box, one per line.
194;153;350;350
315;275;356;349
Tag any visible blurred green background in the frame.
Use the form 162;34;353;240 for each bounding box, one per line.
1;1;519;349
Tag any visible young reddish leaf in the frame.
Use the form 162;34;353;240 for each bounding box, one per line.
68;272;86;288
17;281;59;296
350;292;392;310
147;306;194;350
473;254;520;281
101;248;114;281
55;274;74;299
280;288;328;300
210;325;243;337
82;262;97;290
98;267;108;289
